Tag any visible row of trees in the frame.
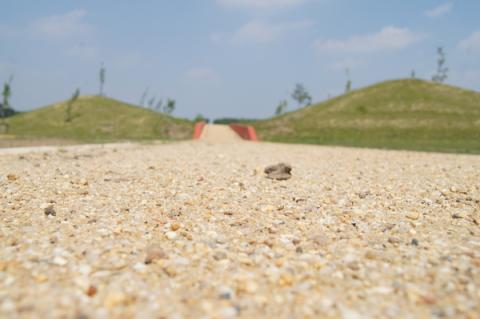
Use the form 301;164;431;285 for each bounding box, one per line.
275;47;450;116
274;83;313;116
412;47;449;83
139;87;176;115
63;64;177;123
274;64;355;116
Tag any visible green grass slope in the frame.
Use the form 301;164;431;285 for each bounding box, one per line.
6;96;193;142
254;79;480;153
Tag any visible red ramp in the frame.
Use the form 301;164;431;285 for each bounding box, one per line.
229;124;258;141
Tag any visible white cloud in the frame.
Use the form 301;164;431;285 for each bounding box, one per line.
232;19;313;44
30;10;92;39
426;3;453;18
314;26;425;54
459;31;480;53
217;0;306;10
185;67;221;83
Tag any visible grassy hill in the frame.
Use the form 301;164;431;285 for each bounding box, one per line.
4;96;194;142
254;79;480;153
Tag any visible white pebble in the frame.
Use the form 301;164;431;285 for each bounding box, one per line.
52;256;67;266
166;231;177;240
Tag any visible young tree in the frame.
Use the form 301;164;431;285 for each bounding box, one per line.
99;63;106;96
65;88;80;122
345;69;352;93
432;47;448;83
140;87;149;107
155;99;163;111
148;96;156;109
2;76;13;111
345;79;352;94
163;98;176;114
275;99;288;116
1;76;13;132
194;114;208;123
291;83;312;107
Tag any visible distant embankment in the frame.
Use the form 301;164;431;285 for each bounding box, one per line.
253;79;480;154
5;96;194;142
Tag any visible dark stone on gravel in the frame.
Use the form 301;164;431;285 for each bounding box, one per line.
44;205;56;217
264;163;292;180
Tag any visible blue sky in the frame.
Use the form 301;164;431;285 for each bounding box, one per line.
1;0;479;119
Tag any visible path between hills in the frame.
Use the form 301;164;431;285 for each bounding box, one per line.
199;124;243;143
1;140;479;318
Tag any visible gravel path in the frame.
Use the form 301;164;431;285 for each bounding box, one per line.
1;141;479;319
200;125;243;143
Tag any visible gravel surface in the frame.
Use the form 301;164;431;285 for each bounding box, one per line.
1;141;479;319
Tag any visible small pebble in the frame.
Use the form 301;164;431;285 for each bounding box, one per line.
74;313;89;319
406;211;420;220
365;250;377;259
52;256;67;266
264;163;292;181
163;266;177;277
145;245;167;264
44;205;56;217
103;292;128;308
165;231;177;240
279;274;294;287
86;285;97;297
7;174;18;181
218;306;238;318
218;286;234;300
213;251;227;260
357;190;370;199
388;237;401;244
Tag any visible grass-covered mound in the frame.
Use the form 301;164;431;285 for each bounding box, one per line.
254;79;480;153
6;96;193;142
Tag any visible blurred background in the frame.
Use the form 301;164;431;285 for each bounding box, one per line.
1;0;479;119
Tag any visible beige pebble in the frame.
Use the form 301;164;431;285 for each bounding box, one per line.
6;174;17;181
406;211;420;220
104;292;128;308
145;245;167;264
